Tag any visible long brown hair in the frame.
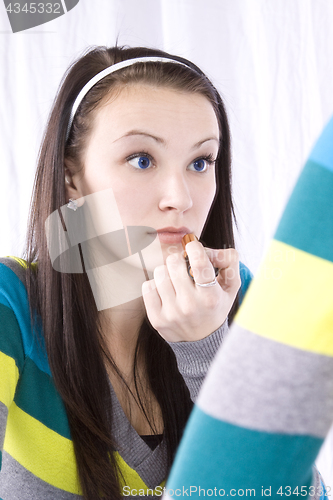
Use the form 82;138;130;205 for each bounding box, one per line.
24;45;237;499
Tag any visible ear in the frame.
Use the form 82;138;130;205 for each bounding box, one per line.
64;160;83;204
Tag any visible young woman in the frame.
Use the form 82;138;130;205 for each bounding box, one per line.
0;46;252;499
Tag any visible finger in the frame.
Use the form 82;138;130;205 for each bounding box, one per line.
185;240;216;285
207;248;241;292
142;279;162;324
204;247;238;268
165;252;192;294
152;264;176;308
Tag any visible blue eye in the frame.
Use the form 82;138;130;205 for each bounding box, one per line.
189;155;215;172
192;159;207;172
128;155;153;170
137;156;151;169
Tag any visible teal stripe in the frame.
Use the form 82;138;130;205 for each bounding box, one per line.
0;263;28;311
14;357;71;440
309;117;333;173
274;160;333;263
239;262;253;303
0;262;51;376
167;406;321;498
0;303;24;373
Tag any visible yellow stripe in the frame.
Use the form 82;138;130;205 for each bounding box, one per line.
5;256;37;271
4;402;164;495
0;352;19;408
4;402;81;494
236;239;333;355
115;452;165;495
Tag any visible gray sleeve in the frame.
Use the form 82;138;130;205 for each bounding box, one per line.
167;320;228;401
0;401;8;470
312;465;327;500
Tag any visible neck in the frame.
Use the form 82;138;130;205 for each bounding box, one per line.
99;296;146;378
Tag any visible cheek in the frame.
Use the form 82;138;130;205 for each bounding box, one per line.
77;175;107;197
112;185;151;225
194;180;216;230
198;180;216;213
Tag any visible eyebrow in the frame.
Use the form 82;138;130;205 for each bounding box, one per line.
113;130;219;149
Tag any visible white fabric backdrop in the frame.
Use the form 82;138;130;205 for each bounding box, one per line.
0;0;332;486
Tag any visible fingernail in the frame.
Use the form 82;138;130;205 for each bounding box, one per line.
181;233;198;254
142;280;152;293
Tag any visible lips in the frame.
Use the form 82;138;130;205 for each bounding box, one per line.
156;226;190;234
153;227;191;245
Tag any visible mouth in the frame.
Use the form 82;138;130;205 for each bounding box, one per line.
153;227;192;245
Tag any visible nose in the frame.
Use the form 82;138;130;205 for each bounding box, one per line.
158;170;193;213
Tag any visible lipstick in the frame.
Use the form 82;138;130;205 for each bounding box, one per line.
182;233;219;281
182;233;197;279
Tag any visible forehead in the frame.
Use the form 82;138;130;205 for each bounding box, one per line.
89;84;220;144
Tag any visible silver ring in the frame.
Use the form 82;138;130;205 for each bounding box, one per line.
195;277;218;287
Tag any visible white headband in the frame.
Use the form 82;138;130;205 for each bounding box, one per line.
66;56;190;142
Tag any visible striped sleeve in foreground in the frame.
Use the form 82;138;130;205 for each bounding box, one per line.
0;262;25;475
164;117;333;499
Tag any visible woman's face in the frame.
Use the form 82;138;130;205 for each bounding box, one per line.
68;84;220;263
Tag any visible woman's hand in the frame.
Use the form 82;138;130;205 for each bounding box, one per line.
141;240;241;342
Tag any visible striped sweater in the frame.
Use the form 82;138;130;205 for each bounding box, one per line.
0;253;251;499
164;117;333;498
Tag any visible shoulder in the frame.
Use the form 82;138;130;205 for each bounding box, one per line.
0;256;30;306
239;261;253;304
0;257;30;373
0;257;49;374
0;256;38;309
